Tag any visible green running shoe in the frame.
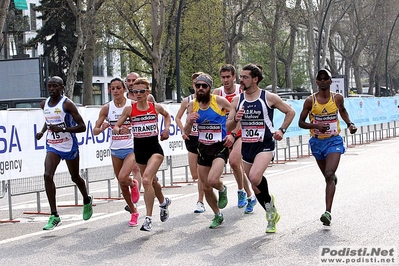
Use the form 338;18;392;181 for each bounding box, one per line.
218;185;228;209
320;211;332;226
83;195;93;221
265;195;280;233
266;212;280;233
43;215;61;230
209;213;224;229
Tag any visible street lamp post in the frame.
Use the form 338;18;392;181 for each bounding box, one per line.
385;12;399;93
317;0;334;71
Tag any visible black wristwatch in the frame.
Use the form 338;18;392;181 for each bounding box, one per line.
279;127;286;134
230;132;237;139
62;127;66;133
347;122;355;127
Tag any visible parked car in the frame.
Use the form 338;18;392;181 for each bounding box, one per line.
0;97;46;110
348;94;373;98
277;91;311;100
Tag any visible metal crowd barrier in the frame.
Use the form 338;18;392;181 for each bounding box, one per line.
0;181;5;199
1;122;399;221
4;171;84;221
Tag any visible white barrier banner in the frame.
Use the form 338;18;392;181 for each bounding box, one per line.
1;108;55;180
0;104;187;181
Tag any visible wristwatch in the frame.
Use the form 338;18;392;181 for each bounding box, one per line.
347;122;355;127
279;127;286;134
230;132;237;139
62;127;66;133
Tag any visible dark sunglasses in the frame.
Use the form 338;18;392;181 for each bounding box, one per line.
317;77;330;81
132;89;147;94
195;83;209;89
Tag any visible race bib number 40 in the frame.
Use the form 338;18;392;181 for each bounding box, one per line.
198;124;222;145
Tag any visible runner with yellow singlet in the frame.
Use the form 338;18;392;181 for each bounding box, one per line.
299;69;357;226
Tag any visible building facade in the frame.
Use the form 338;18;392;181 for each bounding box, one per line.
1;0;120;104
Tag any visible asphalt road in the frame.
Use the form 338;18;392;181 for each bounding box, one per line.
1;138;399;265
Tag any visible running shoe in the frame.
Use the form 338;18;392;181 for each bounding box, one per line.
130;179;140;203
129;212;139;227
218;185;228;209
320;211;332;226
265;195;280;233
209;213;224;229
194;201;206;213
160;197;171;222
244;198;257;214
83;195;93;221
125;202;138;214
237;190;247;208
43;215;61;230
140;216;153;232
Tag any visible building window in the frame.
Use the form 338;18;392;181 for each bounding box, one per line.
92;84;103;105
106;50;113;77
93;56;104;76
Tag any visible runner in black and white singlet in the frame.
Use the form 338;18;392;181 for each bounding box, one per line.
237;89;276;163
93;77;140;227
227;64;295;234
213;64;256;213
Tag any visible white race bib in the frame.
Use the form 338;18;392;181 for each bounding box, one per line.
241;120;265;143
198;124;222;145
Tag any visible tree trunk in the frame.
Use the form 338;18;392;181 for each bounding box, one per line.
83;30;95;105
65;0;84;99
270;0;284;93
65;0;104;102
0;0;11;52
223;0;254;66
304;0;317;92
285;25;297;90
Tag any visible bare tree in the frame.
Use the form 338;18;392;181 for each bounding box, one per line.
222;0;255;66
63;0;85;98
259;0;284;92
105;0;179;102
301;0;317;92
64;0;104;103
276;0;303;90
82;0;104;105
327;1;374;93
